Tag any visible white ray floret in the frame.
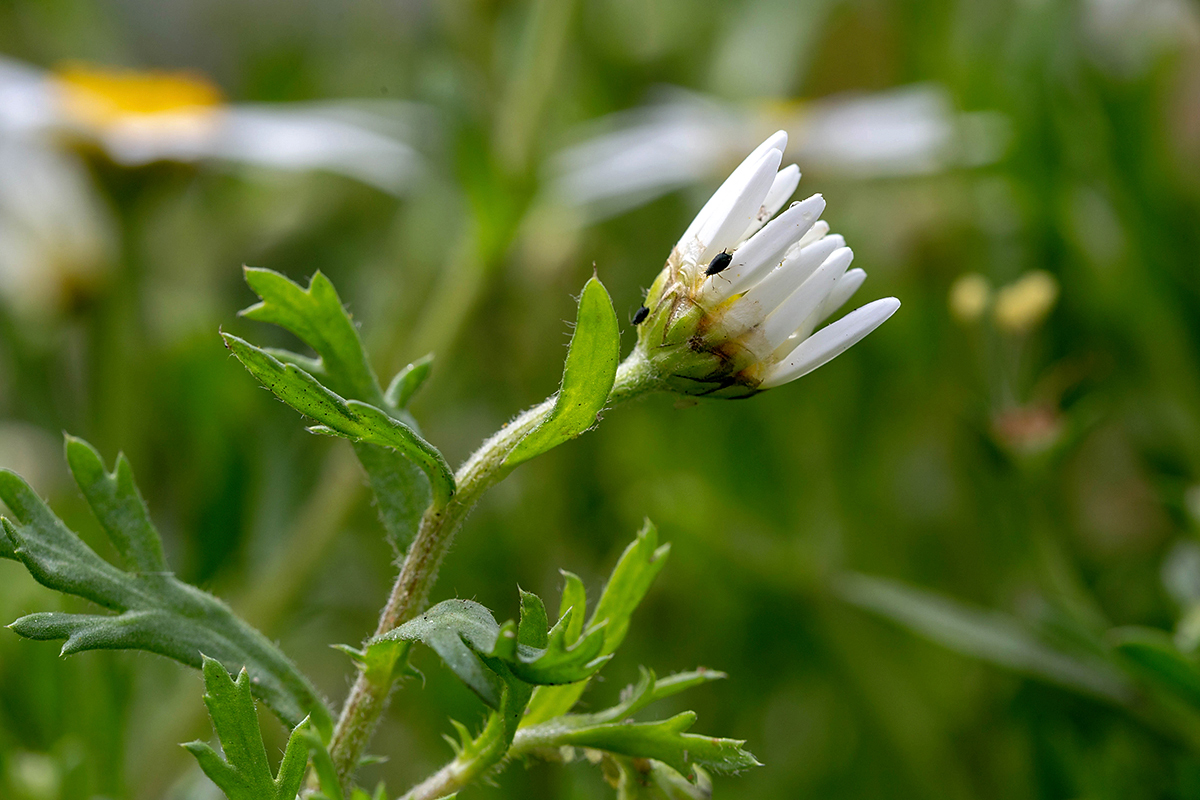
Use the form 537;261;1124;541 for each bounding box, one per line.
761;298;901;388
635;130;900;395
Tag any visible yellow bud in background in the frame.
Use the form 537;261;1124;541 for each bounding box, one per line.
948;273;992;323
993;270;1059;332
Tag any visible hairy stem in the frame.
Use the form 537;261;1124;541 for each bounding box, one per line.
325;354;657;789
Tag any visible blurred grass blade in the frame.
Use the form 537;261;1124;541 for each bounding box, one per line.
836;572;1133;703
183;657;311;800
1;446;334;737
223;333;454;507
1110;626;1200;708
505;276;619;468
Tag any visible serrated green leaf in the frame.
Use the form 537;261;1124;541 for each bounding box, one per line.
611;757;712;800
518;590;549;649
371;595;611;710
518;709;757;779
352;442;430;550
236;268;441;541
1110;626;1200;708
558;571;586;643
1;448;333;737
586;667;727;726
223;333;454;507
837;572;1134;704
63;436;168;574
301;725;344;800
383;599;508;707
240;268;381;402
183;657;311;800
505;276;619;468
524;520;670;725
386;354;434;409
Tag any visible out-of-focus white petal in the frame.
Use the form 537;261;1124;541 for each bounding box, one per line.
794;86;958;178
0;139;115;316
737;163;799;244
678;130;787;254
696;146;781;263
760;247;853;351
548;99;736;219
761;297;900;388
0;57;56;136
705;193;824;301
87;103;423;195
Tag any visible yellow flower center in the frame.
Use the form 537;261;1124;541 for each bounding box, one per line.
53;64;224;129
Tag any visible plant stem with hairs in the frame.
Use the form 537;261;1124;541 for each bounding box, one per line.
324;355;657;788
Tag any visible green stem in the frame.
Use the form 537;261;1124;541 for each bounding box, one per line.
325;354;657;790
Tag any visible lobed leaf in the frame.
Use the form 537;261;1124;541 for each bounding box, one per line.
505;276;620;468
183;656;311;800
64;435;168;574
386;354;434;409
519;710;758;779
1;444;333;737
240;267;380;402
371;594;612;711
352;442;431;550
523;520;670;725
237;268;439;543
223;333;454;508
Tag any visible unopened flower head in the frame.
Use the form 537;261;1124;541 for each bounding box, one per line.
634;131;900;398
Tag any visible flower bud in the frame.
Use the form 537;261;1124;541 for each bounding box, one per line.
634;131;899;398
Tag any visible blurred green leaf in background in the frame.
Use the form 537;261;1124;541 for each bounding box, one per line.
4;0;1200;797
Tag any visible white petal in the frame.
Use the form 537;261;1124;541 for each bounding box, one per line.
791;267;867;341
697;147;781;263
760;297;900;388
760;247;853;350
792;220;830;253
677;130;788;253
737;163;800;244
734;234;845;318
704;193;825;302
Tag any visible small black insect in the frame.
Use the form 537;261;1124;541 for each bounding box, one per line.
631;305;650;325
704;250;733;276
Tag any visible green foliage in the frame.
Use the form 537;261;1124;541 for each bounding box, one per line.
232;268;448;542
382;524;754;798
1110;627;1200;709
0;438;333;736
837;572;1133;704
183;656;311;800
223;333;454;509
516;668;756;780
524;520;670;725
241;268;382;402
386;354;435;410
505;275;620;468
370;595;609;709
608;758;712;800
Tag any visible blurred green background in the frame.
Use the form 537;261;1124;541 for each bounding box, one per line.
3;0;1200;797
